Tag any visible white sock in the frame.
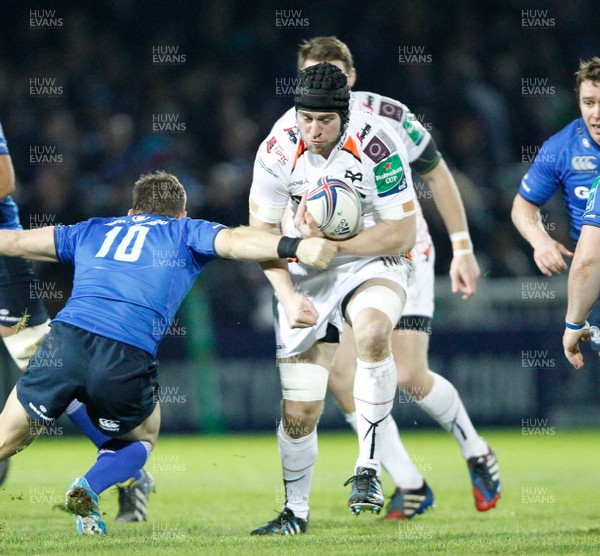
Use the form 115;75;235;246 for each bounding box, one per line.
379;415;424;489
277;422;317;519
345;411;358;432
354;355;397;474
416;372;487;459
346;410;424;489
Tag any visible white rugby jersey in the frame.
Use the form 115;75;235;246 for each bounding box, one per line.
250;110;415;242
254;90;432;257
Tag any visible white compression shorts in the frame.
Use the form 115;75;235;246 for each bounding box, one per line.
3;319;51;369
274;255;413;359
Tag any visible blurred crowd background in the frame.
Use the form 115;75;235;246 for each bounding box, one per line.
1;2;599;428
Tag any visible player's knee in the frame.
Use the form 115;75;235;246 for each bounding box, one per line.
282;400;322;437
353;316;393;360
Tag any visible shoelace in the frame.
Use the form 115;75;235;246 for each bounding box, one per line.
472;456;495;489
343;471;374;491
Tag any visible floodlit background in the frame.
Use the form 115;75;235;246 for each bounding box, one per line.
1;0;599;432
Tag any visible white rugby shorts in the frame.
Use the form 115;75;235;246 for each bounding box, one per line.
274;255;413;359
401;242;435;320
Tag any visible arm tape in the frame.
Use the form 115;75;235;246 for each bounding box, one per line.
410;137;442;175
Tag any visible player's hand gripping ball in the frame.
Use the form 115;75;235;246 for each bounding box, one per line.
305;176;363;240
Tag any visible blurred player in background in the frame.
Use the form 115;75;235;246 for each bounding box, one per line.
563;175;600;368
250;62;417;535
0;121;156;523
294;37;499;518
512;57;600;350
0;170;336;535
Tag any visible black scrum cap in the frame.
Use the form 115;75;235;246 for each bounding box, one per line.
294;62;350;127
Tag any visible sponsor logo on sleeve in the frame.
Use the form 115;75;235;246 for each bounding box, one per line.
364;130;396;163
373;154;407;196
379;101;403;122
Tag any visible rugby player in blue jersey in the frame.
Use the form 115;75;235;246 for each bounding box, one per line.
0;170;337;535
512;57;600;349
563;175;600;368
0;120;157;522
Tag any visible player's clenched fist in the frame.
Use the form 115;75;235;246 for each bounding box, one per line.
297;238;338;269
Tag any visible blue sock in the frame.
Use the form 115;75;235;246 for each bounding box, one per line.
85;440;151;495
66;400;110;448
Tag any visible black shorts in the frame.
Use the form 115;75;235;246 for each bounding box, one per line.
17;321;158;436
0;256;50;327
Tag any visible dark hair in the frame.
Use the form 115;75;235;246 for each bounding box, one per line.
131;170;186;217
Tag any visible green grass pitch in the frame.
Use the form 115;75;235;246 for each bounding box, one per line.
0;429;599;555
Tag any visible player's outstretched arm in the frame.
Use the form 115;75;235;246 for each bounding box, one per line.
421;159;480;299
0;227;58;262
511;194;573;276
214;226;337;269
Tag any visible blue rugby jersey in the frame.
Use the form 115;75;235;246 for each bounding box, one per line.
54;213;225;355
519;118;600;241
0;120;21;230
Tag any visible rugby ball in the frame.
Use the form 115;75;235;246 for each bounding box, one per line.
305;176;363;240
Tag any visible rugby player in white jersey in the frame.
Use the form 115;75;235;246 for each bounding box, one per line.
250;62;418;535
289;37;500;520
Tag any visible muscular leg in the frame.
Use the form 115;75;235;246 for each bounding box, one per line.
394;330;487;459
0;386;43;461
346;278;403;475
329;324;425;489
275;341;336;520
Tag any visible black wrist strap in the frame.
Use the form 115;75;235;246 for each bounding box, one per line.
277;237;302;259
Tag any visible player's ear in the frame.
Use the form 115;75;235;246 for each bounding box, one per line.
127;208;134;216
347;68;357;88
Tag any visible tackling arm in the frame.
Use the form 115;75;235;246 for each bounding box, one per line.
214;222;337;270
0;227;58;262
